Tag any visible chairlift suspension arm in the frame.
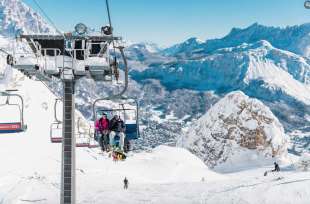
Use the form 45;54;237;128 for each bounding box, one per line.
112;46;128;98
54;98;62;123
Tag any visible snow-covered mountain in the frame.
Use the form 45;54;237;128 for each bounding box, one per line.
162;37;204;57
124;42;171;72
162;23;310;58
133;40;310;92
0;0;55;36
131;38;310;134
180;91;290;171
204;23;310;58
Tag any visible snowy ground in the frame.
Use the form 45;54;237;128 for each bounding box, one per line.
0;70;310;204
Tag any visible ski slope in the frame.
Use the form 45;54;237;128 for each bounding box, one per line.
0;69;223;203
0;70;308;204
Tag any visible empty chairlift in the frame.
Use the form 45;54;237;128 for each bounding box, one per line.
0;90;27;133
50;98;62;143
50;100;95;148
76;117;91;148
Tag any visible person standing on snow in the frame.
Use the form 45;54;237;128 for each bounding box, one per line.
124;177;128;189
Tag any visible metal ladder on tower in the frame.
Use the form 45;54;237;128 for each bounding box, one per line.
61;80;76;204
63;52;74;71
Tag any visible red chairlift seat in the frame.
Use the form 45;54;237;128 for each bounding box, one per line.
0;122;23;133
50;121;62;143
0;91;27;134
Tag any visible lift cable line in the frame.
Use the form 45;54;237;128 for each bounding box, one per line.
32;0;63;36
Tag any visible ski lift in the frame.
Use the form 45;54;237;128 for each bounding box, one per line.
93;97;140;151
0;90;27;133
50;98;62;143
86;124;98;148
76;117;95;148
10;31;126;82
76;117;91;147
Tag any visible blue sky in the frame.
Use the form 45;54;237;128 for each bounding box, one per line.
23;0;310;46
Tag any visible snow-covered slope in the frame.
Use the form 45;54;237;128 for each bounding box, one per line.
133;40;310;102
131;40;310;134
0;0;55;36
0;69;222;203
180;91;289;171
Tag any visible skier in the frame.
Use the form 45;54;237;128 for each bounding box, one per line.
124;177;128;189
109;115;126;151
264;162;281;176
272;162;280;172
95;113;110;151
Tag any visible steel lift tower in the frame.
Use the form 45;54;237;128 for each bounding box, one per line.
9;23;127;204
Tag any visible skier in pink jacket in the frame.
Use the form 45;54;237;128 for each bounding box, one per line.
95;113;110;151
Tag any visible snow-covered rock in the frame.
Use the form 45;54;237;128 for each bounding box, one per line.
180;91;289;170
0;0;55;36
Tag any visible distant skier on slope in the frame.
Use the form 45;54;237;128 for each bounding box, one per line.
124;177;129;189
272;162;280;172
264;162;281;176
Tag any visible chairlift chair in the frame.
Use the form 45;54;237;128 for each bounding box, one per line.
87;124;99;148
50;98;63;143
93;97;140;151
77;117;99;148
0;90;27;133
50;122;62;143
76;117;93;148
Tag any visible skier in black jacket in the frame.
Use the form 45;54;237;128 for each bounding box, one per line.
272;162;280;172
109;115;126;150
